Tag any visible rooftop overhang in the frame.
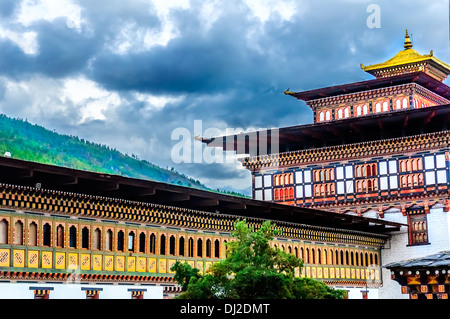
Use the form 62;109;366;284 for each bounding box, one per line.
384;251;450;270
202;103;450;155
0;156;404;234
284;72;450;102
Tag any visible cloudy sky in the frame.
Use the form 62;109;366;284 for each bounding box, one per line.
0;0;449;196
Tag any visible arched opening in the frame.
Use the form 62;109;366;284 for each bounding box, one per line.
139;232;146;253
197;238;203;257
206;239;212;258
117;230;124;252
188;238;194;257
214;239;220;258
179;237;185;256
106;229;113;251
14;220;23;245
29;222;37;246
0;219;7;244
169;235;176;255
93;228;101;250
56;225;64;248
149;233;156;254
81;227;89;249
160;234;166;255
69;226;77;248
43;223;51;246
128;231;135;252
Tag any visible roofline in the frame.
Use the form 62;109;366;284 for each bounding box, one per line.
202;103;450;153
284;72;450;102
0;156;405;234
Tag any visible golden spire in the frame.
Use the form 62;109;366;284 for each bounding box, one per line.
404;29;413;50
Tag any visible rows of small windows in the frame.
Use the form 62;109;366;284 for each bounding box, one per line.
0;218;224;259
273;243;379;267
255;153;448;203
274;188;294;201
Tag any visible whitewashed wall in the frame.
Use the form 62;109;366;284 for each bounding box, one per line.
0;282;163;299
379;207;450;299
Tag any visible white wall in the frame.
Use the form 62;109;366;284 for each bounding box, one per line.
0;282;164;299
379;207;450;299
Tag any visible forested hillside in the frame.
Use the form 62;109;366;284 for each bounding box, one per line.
0;114;241;195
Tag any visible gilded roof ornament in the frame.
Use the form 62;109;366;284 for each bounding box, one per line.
404;29;413;50
360;29;450;81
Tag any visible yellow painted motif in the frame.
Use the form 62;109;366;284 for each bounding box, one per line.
55;252;66;269
80;254;90;270
104;255;114;271
148;258;157;273
0;249;10;267
93;255;102;271
317;267;323;279
159;258;166;273
187;260;195;269
42;251;53;269
68;253;78;270
311;267;317;278
205;261;212;273
127;257;136;272
330;267;335;279
13;250;24;268
116;256;125;271
137;257;146;272
28;250;39;268
168;259;177;274
351;268;355;279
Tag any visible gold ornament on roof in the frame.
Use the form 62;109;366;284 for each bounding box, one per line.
360;29;450;81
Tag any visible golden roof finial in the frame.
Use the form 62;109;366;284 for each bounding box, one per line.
404;29;413;50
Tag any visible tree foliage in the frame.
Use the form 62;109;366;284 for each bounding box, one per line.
171;219;346;299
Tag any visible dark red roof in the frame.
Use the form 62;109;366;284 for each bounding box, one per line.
203;103;450;154
286;72;450;102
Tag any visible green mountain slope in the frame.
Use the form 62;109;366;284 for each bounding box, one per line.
0;114;215;191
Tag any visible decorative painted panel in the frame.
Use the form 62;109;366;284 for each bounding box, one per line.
137;257;146;272
80;254;90;270
68;253;78;270
168;259;177;274
148;257;157;273
104;255;114;271
42;251;52;269
55;252;65;270
115;256;125;272
92;255;102;271
127;257;136;272
28;250;38;268
13;250;24;268
159;258;166;273
0;249;10;267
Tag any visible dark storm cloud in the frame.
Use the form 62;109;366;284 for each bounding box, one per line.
0;19;100;79
0;0;448;194
89;3;257;94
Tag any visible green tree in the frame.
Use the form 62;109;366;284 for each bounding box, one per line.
171;219;346;299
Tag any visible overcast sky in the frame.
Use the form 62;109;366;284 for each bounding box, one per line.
0;0;449;196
